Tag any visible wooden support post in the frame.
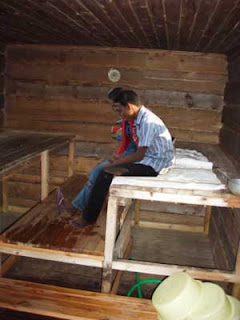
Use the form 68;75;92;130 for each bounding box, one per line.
134;199;141;226
204;206;212;235
2;178;8;213
68;140;75;178
232;241;240;299
1;255;17;276
111;239;133;295
115;201;134;259
41;150;49;201
101;196;118;293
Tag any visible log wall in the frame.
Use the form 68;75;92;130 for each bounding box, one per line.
4;44;227;144
0;49;4;125
220;54;240;164
209;207;240;271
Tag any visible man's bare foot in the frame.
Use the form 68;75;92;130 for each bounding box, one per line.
64;202;78;216
70;217;94;228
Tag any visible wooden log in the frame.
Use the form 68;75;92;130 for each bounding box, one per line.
0;255;17;276
7;44;226;74
6;63;225;94
2;178;8;213
6;96;222;132
6;81;224;111
40;150;49;201
204;206;212;235
0;277;157;320
5;119;220;144
67;140;75;177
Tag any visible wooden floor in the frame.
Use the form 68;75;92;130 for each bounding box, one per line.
131;227;216;269
1;175;106;256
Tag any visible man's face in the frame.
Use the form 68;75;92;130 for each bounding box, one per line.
111;102;124;117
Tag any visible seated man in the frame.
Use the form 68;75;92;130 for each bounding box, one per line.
58;87;138;216
71;89;175;228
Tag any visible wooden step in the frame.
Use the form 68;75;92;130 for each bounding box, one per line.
1;174;106;256
0;278;157;320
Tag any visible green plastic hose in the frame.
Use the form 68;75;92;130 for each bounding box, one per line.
127;279;162;297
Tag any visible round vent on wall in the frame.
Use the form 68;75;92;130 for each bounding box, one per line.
108;68;121;82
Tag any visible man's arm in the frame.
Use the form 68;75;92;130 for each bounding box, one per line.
104;146;147;168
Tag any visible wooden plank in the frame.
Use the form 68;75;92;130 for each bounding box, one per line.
102;196;118;293
146;50;226;74
40;150;49;201
6;81;224;111
5;119;220;144
0;255;17;276
0;131;74;176
137;221;203;233
112;259;240;283
0;278;157;320
67;139;75;177
6;97;222;132
0;242;103;268
204;206;212;235
110;187;240;208
114;203;133;258
2;178;8;213
111;239;133;295
140;210;204;226
6;63;226;94
1;175;107;258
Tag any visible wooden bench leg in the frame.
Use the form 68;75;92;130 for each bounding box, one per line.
68;140;75;178
41;150;49;201
1;255;17;276
2;178;8;213
134;199;141;226
204;206;212;235
101;196;118;293
232;241;240;298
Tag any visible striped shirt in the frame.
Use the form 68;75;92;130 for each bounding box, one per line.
135;106;174;173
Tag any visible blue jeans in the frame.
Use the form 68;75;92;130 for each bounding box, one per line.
72;159;109;211
72;146;137;211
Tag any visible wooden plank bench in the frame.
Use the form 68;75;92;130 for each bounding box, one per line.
0;277;157;320
0;175;106;268
102;169;240;294
0;130;75;212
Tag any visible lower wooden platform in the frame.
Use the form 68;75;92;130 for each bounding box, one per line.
0;278;157;320
0;175;106;267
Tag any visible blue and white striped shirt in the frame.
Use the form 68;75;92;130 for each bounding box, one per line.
135;106;174;173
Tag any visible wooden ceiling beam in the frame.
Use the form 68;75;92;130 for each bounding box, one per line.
194;0;221;52
202;0;240;52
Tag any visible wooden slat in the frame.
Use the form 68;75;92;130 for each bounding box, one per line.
4;44;227;145
6;81;224;111
40;150;49;201
6;96;222;132
1;174;106;257
0;278;157;320
0;255;17;276
0;131;74;176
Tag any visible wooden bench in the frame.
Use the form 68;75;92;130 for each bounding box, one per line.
102;170;240;294
0;175;106;269
0;277;157;320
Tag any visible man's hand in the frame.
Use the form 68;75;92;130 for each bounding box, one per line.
109;153;121;162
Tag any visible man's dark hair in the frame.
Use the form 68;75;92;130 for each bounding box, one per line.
108;87;123;100
114;90;141;106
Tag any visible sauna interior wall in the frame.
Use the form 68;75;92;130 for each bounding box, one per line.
4;44;227;145
209;53;240;272
220;54;240;164
1;44;228;212
0;48;4;125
